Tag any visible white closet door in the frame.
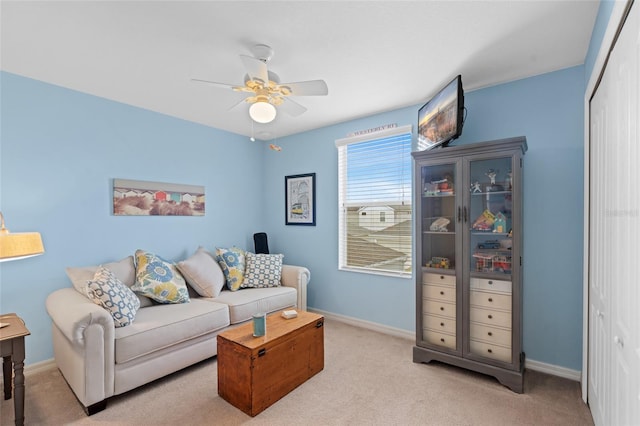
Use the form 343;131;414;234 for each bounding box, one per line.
588;3;639;425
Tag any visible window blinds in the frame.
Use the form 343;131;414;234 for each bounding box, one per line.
335;125;413;276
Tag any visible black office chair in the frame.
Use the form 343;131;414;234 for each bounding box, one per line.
253;232;269;254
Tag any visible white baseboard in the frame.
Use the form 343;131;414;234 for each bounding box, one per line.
25;358;57;375
311;308;582;382
524;359;581;381
310;308;415;341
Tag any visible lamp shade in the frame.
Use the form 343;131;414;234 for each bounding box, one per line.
0;212;45;262
249;101;277;124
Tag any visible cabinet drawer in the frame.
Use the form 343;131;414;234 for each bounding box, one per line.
423;284;456;303
470;290;512;311
423;314;456;334
470;340;512;363
470;307;511;328
470;277;512;293
423;272;455;287
470;322;512;347
423;299;456;318
423;330;456;350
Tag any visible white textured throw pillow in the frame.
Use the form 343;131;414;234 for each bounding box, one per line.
86;265;141;327
177;247;225;298
242;252;284;288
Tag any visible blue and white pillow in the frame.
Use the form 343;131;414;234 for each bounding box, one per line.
131;250;190;304
87;266;141;328
215;247;246;291
242;252;284;288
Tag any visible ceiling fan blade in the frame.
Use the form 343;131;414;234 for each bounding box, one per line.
240;55;269;84
279;97;307;117
279;80;328;96
227;96;249;111
191;78;237;90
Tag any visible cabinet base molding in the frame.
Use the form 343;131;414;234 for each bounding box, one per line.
413;345;524;393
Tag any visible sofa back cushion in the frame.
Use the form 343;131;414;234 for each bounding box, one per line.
176;247;225;298
66;256;153;308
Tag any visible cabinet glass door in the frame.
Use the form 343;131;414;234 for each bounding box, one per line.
466;156;514;364
420;162;457;270
420;162;458;351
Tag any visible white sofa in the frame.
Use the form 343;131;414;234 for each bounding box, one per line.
45;254;309;415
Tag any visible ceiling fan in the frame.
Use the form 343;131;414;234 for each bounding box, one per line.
192;44;328;123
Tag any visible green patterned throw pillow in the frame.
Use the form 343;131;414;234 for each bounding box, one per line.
87;265;141;327
215;247;246;291
243;252;284;288
131;249;190;304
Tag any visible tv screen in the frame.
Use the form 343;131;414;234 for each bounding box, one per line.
417;75;464;151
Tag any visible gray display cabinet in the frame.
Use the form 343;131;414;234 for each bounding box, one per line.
412;136;527;393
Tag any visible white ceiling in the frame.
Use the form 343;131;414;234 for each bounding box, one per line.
1;1;599;140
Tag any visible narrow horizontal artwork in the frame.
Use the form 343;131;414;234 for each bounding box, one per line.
113;179;205;216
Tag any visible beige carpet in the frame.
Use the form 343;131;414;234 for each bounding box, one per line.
1;319;593;425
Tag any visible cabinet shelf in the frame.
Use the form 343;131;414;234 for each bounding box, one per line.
470;271;512;281
471;231;509;236
423;231;455;235
423;193;455;198
471;190;512;196
422;266;455;274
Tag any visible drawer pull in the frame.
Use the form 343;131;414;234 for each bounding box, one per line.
488;298;493;302
440;275;445;280
488;332;493;336
487;349;493;354
440;322;445;327
258;348;266;357
440;338;445;343
488;280;493;285
440;291;445;295
488;314;493;319
440;307;445;311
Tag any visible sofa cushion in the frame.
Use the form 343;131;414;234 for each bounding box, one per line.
176;247;225;298
113;299;230;364
86;266;141;327
215;247;246;291
242;252;284;288
132;250;190;304
66;256;153;308
208;286;297;324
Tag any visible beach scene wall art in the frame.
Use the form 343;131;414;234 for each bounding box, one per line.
113;178;205;216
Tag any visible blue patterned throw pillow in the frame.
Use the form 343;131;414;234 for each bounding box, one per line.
242;252;284;288
215;247;246;291
131;250;190;304
87;266;141;328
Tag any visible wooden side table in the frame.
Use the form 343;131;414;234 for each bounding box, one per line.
0;313;30;426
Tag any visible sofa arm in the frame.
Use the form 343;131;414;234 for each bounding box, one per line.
280;264;310;311
46;288;115;408
46;288;115;347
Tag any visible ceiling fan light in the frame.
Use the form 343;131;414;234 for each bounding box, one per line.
249;101;277;123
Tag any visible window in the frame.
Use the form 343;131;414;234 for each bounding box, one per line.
335;125;413;277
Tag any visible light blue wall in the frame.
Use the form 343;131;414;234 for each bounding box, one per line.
263;66;586;370
0;71;265;363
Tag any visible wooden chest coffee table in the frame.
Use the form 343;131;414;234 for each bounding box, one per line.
217;310;324;416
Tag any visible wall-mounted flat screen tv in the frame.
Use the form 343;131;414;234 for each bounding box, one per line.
417;75;465;151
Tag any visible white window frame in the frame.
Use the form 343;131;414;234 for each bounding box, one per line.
335;124;413;278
